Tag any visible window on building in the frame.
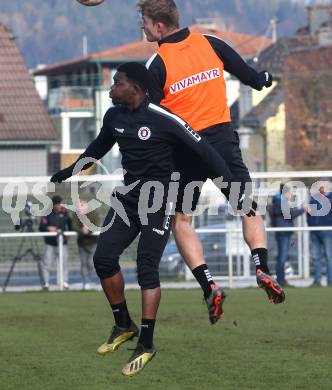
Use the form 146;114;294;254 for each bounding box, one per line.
70;117;95;150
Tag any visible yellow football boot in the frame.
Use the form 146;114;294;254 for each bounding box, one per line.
122;343;156;377
97;322;138;355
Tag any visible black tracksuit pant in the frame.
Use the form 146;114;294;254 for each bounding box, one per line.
93;190;172;289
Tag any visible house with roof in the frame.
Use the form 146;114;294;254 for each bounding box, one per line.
239;4;332;172
0;24;57;177
33;23;271;172
239;33;317;172
284;41;332;170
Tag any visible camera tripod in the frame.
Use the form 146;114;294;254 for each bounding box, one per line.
2;226;45;292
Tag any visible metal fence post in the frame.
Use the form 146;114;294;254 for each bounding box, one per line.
227;229;233;288
303;230;310;278
57;231;64;291
235;217;242;277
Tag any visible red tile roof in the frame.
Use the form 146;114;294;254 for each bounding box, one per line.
0;24;57;142
284;44;332;73
249;34;317;79
34;25;272;75
91;40;159;60
190;25;272;57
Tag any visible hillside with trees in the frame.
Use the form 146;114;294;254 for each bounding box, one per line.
0;0;307;68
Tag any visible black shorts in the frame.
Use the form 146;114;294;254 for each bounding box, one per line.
173;123;251;212
93;191;172;289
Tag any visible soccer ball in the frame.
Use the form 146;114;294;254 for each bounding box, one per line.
76;0;105;6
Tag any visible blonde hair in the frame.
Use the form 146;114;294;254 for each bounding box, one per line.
137;0;179;29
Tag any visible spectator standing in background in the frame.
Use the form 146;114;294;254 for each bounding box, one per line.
39;195;72;290
270;184;305;287
307;180;332;287
72;199;99;290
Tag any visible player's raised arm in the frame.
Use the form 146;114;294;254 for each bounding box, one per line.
204;35;273;91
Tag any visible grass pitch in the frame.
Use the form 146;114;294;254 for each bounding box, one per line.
1;288;332;390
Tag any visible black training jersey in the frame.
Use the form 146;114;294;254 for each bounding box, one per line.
78;97;232;184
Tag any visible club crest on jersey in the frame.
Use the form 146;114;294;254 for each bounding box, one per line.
138;126;151;140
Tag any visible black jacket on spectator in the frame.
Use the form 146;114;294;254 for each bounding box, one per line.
269;193;304;228
39;209;72;246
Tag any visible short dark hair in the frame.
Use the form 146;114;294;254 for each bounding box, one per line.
52;195;63;205
137;0;179;29
117;62;152;92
